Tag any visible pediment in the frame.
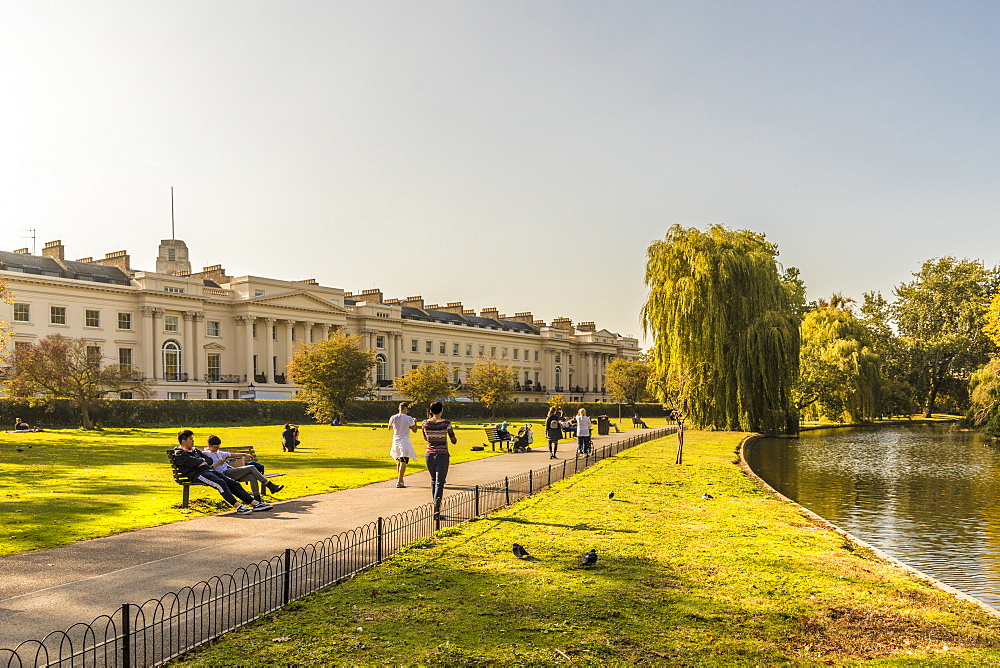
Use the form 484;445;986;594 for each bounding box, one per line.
249;291;351;315
203;342;226;350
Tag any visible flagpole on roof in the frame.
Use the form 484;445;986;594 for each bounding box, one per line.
170;187;175;239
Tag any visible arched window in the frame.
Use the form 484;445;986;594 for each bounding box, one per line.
376;354;387;382
163;340;182;381
554;365;562;390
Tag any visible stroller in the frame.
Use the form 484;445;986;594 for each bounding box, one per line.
511;425;533;453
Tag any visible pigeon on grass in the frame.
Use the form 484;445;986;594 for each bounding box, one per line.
580;549;598;567
702;492;714;500
512;543;529;559
607;491;615;500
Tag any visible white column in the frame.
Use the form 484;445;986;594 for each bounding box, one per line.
140;306;156;380
236;316;255;382
283;320;295;380
264;317;276;382
320;323;331;340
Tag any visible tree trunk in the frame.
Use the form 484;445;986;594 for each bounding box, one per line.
922;382;937;418
79;401;94;430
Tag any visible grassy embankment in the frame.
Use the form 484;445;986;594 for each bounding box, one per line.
0;417;672;556
176;430;1000;666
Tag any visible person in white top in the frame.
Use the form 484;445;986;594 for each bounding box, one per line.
388;403;419;488
575;408;593;455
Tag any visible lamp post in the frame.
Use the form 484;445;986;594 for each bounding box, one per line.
244;382;256;401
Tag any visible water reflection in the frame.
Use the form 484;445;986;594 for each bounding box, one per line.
746;425;1000;608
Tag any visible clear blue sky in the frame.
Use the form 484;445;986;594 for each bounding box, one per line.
3;1;1000;345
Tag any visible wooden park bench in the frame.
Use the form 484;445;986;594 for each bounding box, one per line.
483;426;510;452
166;445;285;508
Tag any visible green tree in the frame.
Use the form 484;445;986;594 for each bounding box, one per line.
892;257;999;416
394;361;454;408
546;394;567;414
795;296;881;423
968;357;1000;436
465;360;516;418
605;356;653;411
5;335;151;429
287;331;376;423
641;224;800;435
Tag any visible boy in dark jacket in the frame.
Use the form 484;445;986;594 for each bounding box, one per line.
173;430;272;514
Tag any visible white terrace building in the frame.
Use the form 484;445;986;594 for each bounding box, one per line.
0;238;640;402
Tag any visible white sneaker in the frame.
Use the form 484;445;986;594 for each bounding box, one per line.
235;505;253;514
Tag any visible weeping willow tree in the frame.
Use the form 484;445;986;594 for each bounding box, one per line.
795;295;881;423
642;225;800;435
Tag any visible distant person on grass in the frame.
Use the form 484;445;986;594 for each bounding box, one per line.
388;402;419;488
545;406;562;459
173;430;272;514
281;424;300;451
203;435;285;501
575;408;593;455
422;401;457;519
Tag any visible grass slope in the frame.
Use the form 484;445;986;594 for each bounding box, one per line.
176;431;1000;666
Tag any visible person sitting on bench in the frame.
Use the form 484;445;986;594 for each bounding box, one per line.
204;435;285;501
172;430;272;514
632;413;648;429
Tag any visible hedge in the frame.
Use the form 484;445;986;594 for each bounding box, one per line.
0;398;669;429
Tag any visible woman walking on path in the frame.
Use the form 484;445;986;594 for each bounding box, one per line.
575;408;593;455
422;401;457;518
388;402;419;488
545;406;562;459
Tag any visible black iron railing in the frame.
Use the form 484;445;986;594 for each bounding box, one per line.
0;427;675;667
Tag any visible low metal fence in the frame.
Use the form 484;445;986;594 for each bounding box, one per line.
1;427;675;667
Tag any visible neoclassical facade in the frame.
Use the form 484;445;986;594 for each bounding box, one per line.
1;239;640;402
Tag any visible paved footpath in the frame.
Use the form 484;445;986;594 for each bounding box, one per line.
0;428;661;650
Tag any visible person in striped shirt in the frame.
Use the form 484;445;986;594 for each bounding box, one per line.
422;401;457;518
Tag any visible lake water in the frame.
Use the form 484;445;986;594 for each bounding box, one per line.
745;424;1000;609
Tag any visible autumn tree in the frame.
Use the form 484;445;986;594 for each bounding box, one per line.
892;257;999;416
394;361;454;408
465;360;516;418
604;355;653;411
641;225;800;435
287;331;376;423
5;335;151;429
546;394;567;415
795;296;881;423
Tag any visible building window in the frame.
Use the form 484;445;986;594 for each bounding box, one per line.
479;345;485;357
207;321;221;337
411;339;418;352
118;312;132;330
534;351;539;362
254;290;265;297
502;347;508;358
164;316;179;333
569;354;573;364
272;325;277;340
118;348;133;371
453;343;459;356
376;312;389;318
466;344;472;357
291;328;297;342
439;342;446;354
207;353;222;380
50;306;67;325
426;341;432;353
377;335;386;349
453;368;461;384
216;389;229;399
490;346;496;358
85;309;100;328
13;303;29;323
119;391;134;400
168;248;176;261
272;356;278;377
376;354;387;382
513;349;519;360
253;355;258;375
162;341;182;380
164;286;184;294
524;349;529;361
167;392;187;400
86;346;102;366
534;372;539;384
555;352;562;363
411;364;418;370
252;323;258;338
524;371;529;384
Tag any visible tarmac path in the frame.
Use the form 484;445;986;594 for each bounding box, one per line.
0;427;669;651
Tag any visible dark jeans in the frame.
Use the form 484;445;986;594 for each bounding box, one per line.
193;468;254;506
425;452;450;502
577;435;592;454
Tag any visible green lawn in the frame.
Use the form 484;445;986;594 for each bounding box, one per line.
0;417;673;556
175;430;1000;666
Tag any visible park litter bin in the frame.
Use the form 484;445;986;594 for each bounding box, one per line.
597;415;611;436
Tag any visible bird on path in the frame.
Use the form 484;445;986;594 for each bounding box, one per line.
581;549;598;567
607;491;615;500
702;492;714;500
512;543;529;559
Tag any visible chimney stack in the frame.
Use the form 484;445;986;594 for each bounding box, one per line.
42;240;65;260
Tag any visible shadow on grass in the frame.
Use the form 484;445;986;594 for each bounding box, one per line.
491;516;638;533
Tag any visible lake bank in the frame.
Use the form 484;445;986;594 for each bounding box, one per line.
177;431;1000;666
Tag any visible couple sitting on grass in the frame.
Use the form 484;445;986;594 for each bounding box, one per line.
173;430;286;515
